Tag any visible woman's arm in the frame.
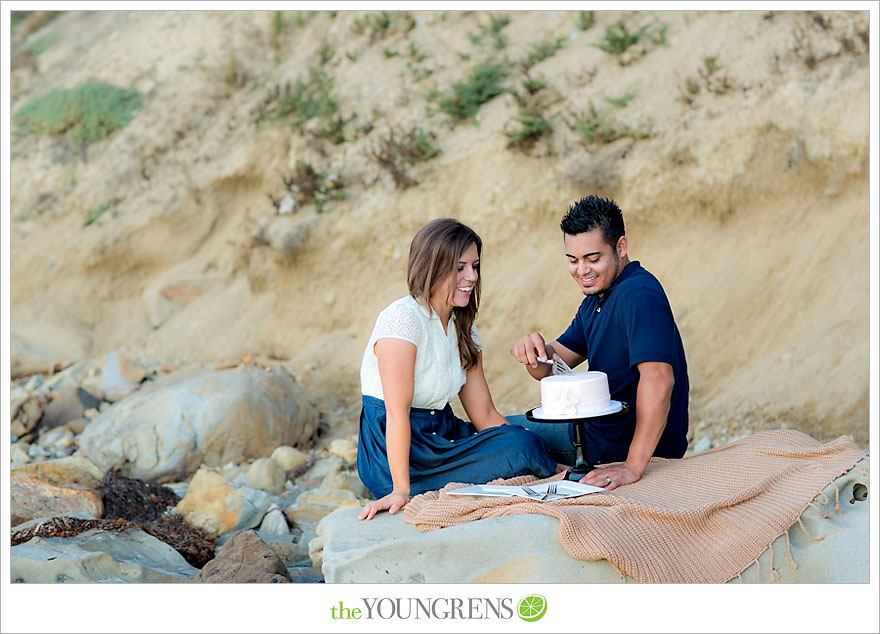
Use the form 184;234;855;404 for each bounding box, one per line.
458;351;509;431
358;337;417;520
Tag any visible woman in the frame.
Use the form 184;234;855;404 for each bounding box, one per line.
357;218;557;520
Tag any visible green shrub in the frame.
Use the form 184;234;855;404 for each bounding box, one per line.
525;38;565;67
26;31;58;56
259;68;338;125
605;91;635;108
469;14;510;50
570;102;652;145
368;127;440;189
432;63;510;122
593;20;667;56
13;80;142;146
280;162;346;214
11;11;32;31
84;198;119;227
578;11;596;31
504;108;552;149
522;76;548;95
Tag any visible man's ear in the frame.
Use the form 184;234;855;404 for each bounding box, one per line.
616;235;628;259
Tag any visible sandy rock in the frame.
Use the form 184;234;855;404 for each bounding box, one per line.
43;360;91;392
285;486;361;525
258;504;290;535
175;467;274;537
11;473;103;526
265;539;310;567
79;365;318;482
320;462;870;583
10;528;198;583
308;535;324;568
11;443;31;467
64;417;90;434
288;567;325;582
328;436;358;465
37;427;75;454
194;529;290;583
40;386;102;430
320;470;370;499
246;457;286;493
296;456;345;489
98;351;144;402
12;455;105;489
271;445;310;471
10;390;50;438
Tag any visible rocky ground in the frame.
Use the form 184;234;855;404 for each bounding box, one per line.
5;8;873;587
10;350;362;582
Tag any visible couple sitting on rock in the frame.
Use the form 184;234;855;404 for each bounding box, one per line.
356;195;690;520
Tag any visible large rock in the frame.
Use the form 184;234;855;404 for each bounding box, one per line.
194;529;290;583
320;463;869;583
10;473;103;526
12;455;105;488
78;365;318;481
10;528;198;583
175;467;274;537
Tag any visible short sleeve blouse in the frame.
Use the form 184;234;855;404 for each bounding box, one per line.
360;296;482;410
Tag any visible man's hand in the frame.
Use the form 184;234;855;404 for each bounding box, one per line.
357;490;411;521
579;463;642;491
511;332;551;369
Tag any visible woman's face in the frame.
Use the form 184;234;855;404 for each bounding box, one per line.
430;242;480;313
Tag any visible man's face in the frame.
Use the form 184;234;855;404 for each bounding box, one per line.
564;229;628;296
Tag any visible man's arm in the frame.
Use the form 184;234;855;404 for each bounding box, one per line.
579;360;674;490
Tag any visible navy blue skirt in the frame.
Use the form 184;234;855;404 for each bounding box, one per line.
357;395;557;498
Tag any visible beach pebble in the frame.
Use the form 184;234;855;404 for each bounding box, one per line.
271;445;310;471
246;457;286;493
195;530;290;583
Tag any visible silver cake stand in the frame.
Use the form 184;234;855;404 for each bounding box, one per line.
525;403;631;481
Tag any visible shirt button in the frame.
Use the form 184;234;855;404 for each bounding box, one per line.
430;410;435;415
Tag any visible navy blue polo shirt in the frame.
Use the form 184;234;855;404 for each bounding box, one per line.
556;260;689;465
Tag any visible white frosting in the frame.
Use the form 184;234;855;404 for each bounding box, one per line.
540;371;611;417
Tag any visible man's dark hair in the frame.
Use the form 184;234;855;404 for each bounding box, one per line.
560;195;626;247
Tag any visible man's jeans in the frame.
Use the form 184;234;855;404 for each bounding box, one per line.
507;414;576;466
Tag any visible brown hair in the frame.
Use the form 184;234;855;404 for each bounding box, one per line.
407;218;482;371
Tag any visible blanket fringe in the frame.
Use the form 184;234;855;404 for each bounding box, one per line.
832;480;841;515
784;530;799;570
808;502;831;519
859;463;868;476
768;543;779;582
736;572;743;583
814;491;829;505
797;515;824;541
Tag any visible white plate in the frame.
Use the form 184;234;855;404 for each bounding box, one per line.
530;400;624;421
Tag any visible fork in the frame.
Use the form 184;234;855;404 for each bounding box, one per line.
509;350;573;375
542;482;558;501
521;485;540;499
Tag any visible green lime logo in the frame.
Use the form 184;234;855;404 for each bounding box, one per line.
517;594;547;622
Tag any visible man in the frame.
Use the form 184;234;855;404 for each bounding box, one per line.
512;195;689;490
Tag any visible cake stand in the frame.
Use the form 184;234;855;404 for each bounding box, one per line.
525;403;631;481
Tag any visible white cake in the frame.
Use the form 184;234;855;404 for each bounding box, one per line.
540;371;611;417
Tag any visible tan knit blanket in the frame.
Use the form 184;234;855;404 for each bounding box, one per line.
403;429;867;583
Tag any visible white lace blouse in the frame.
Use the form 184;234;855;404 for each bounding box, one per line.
360;295;481;410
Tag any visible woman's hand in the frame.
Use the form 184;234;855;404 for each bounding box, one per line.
357;490;412;521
